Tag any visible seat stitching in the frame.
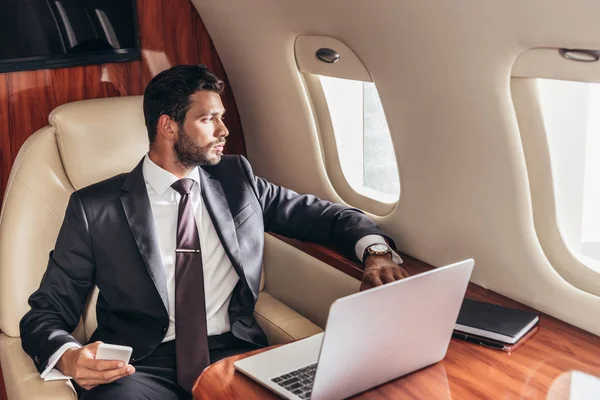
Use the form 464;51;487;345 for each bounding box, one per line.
253;311;295;341
2;341;38;383
55;122;77;191
0;128;55;223
10;178;65;221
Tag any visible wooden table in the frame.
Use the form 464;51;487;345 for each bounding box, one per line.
193;255;600;399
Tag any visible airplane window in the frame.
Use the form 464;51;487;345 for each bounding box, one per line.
537;79;600;266
319;75;399;202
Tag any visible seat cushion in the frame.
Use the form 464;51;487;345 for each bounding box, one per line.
0;127;72;337
254;292;323;345
0;334;76;400
51;96;148;190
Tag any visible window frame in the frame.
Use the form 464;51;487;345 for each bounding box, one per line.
512;76;600;297
302;72;399;216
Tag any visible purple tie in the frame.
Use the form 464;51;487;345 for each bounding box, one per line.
171;179;209;392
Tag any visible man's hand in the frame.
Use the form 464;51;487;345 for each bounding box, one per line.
360;254;409;291
57;341;135;391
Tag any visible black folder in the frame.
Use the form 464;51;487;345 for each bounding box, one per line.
454;299;539;344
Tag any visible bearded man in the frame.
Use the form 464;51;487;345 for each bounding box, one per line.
20;65;408;399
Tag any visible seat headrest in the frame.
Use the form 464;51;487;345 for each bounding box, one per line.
50;96;149;190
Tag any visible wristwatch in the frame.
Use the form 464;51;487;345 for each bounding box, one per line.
362;243;392;263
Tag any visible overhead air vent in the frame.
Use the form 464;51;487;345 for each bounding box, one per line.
513;48;600;83
316;48;340;64
295;35;371;82
559;49;600;63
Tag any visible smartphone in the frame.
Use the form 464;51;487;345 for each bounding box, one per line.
95;343;133;364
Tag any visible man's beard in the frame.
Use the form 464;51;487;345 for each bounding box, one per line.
174;128;224;168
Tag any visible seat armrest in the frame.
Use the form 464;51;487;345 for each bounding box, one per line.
0;334;77;400
263;234;359;329
254;292;323;345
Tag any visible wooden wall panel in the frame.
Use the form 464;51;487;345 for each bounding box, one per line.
0;75;10;201
0;366;5;400
0;0;246;206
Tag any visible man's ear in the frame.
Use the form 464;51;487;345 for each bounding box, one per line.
156;115;178;142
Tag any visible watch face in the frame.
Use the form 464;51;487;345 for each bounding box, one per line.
370;244;389;252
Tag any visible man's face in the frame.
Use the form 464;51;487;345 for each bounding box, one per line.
173;90;229;167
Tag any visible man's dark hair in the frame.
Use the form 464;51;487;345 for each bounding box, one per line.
143;64;225;144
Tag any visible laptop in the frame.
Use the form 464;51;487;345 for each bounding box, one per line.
234;259;474;400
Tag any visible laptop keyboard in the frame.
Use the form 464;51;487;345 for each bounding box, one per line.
270;363;317;399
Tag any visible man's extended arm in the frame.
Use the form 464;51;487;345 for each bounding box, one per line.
19;191;95;374
238;155;399;263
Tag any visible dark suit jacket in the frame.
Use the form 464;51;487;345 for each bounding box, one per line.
20;155;392;373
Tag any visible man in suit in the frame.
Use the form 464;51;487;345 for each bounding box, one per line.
20;65;408;399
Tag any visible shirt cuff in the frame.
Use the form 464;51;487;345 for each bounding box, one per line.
41;342;81;381
355;234;403;265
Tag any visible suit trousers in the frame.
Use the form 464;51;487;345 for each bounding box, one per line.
76;333;263;400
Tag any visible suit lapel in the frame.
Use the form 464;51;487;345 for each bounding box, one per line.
198;167;248;286
121;159;169;313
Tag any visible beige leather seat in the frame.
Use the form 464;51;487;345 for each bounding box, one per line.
0;96;322;400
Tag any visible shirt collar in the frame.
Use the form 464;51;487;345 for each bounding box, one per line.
142;154;201;196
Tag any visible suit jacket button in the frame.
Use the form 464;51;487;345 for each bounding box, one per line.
162;326;167;333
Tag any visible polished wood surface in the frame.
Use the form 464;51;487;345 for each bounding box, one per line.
193;254;600;399
0;0;246;207
272;234;432;280
0;361;6;400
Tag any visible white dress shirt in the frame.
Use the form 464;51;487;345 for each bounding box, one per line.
142;154;239;341
41;154;402;380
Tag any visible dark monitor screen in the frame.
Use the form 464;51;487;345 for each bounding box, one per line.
0;0;140;73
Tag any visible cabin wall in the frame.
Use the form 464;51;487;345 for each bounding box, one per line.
0;0;246;207
193;0;600;336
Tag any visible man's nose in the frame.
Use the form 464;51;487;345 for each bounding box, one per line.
217;119;229;138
